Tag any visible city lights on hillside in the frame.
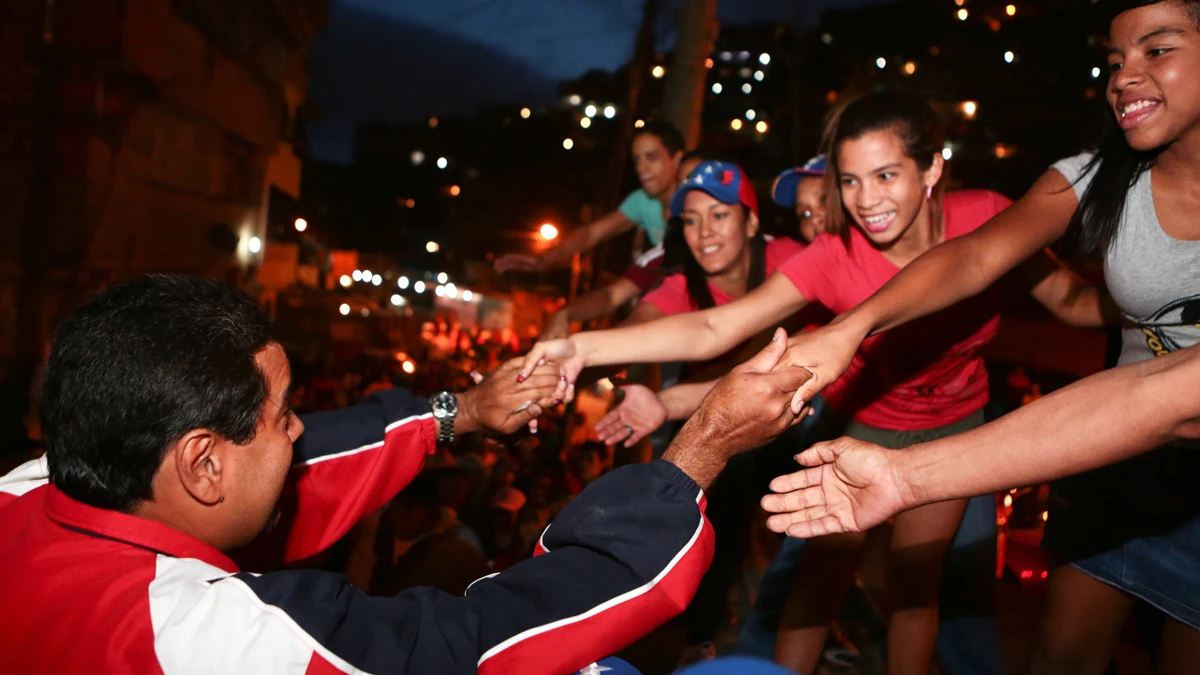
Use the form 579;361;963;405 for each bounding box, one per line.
398;276;409;289
712;83;723;94
651;65;665;78
248;237;262;254
563;138;574;150
730;119;743;131
436;157;448;169
957;8;968;20
759;53;770;65
756;121;768;134
904;61;916;75
580;117;591;128
960;100;979;118
1005;51;1015;63
1006;4;1017;16
603;105;616;119
426;241;439;253
294;218;307;232
540;223;559;240
520;107;531;119
876;57;887;69
584;104;597;118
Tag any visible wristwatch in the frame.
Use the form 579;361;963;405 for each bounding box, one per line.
429;391;459;446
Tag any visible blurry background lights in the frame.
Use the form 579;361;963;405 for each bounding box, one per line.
414;281;426;293
731;118;744;131
437;272;449;283
390;294;403;306
754;70;765;81
1006;4;1016;16
603;105;616;119
942;146;954;160
651;65;665;78
957;8;968;20
446;283;458;299
405;198;416;208
584;104;597;118
1092;66;1102;78
520;107;531;119
876;57;887;69
435;285;445;297
634;119;645;128
449;185;461;197
402;360;416;374
755;121;768;133
1004;51;1015;63
339;275;352;288
411;150;425;166
462;290;473;302
563;138;574;150
371;274;382;286
436;157;448;169
248;237;262;254
362;269;371;279
745;109;756;120
580;117;592;128
338;303;350;316
741;83;752;94
352;270;362;282
398;276;409;289
904;61;917;75
540;223;559;240
294;218;307;232
568;94;582;105
705;58;713;68
759;53;770;65
961;100;979;118
712;83;723;94
426;241;439;253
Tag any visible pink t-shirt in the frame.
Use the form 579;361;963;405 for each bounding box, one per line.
643;236;831;376
777;190;1013;430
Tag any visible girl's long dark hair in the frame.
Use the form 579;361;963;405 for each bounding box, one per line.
1058;0;1199;259
664;205;766;310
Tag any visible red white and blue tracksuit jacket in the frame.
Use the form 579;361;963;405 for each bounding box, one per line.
0;389;714;674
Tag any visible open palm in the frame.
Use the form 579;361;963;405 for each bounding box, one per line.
761;436;907;538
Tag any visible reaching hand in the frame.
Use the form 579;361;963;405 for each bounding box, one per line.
595;385;667;447
517;338;583;402
459;359;563;435
494;254;541;274
774;320;865;415
541;311;571;342
663;329;814;489
760;436;909;538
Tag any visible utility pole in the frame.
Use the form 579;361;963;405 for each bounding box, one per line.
661;0;718;149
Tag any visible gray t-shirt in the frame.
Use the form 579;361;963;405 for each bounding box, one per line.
1052;152;1200;367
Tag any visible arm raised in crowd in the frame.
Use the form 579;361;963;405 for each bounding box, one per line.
520;273;809;399
495;211;636;274
762;343;1200;538
778;168;1082;411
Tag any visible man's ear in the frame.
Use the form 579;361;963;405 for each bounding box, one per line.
172;430;225;506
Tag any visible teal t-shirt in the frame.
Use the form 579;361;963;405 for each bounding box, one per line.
618;189;667;246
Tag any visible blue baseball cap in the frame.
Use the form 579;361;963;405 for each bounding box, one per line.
575;657;642;674
669;160;759;218
771;155;827;208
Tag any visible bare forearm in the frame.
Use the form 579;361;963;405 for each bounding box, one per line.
565;280;640;324
660;381;718;421
897;347;1200;507
573;312;741;367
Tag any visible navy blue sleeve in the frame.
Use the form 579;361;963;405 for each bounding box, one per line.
234;460;714;675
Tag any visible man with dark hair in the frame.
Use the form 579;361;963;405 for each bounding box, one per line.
0;275;812;675
494;119;686;276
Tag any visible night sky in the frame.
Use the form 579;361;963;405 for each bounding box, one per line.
307;0;887;163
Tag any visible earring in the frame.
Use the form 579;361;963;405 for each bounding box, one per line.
925;185;933;200
217;496;224;504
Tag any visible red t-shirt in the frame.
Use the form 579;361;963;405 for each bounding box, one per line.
643;237;830;376
776;190;1012;430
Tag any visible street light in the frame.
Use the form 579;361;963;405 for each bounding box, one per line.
463;290;474;302
372;274;382;286
520;107;531;118
436;157;448;169
960;100;979;118
352;270;362;282
398;276;409;289
540;223;559;240
563;138;574;150
248;237;262;254
294;218;308;232
339;275;352;288
651;65;665;78
603;105;616;119
339;303;350;316
437;272;449;284
426;241;439;253
414;281;426;293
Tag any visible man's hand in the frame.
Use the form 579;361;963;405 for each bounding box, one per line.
494;254;542;274
456;359;562;435
595;385;667;447
760;436;909;538
663;328;813;489
774;319;865;414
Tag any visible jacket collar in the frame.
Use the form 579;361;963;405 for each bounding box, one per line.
44;487;239;573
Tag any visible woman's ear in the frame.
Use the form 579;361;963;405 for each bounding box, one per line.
745;210;760;239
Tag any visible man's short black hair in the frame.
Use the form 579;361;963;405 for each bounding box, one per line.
43;274;275;511
634;119;686;156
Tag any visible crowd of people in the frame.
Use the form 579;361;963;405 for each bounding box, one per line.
2;2;1200;674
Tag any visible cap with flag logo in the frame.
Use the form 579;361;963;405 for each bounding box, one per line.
771;155;827;208
669;160;759;218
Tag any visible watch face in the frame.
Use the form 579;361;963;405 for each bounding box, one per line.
431;391;458;417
